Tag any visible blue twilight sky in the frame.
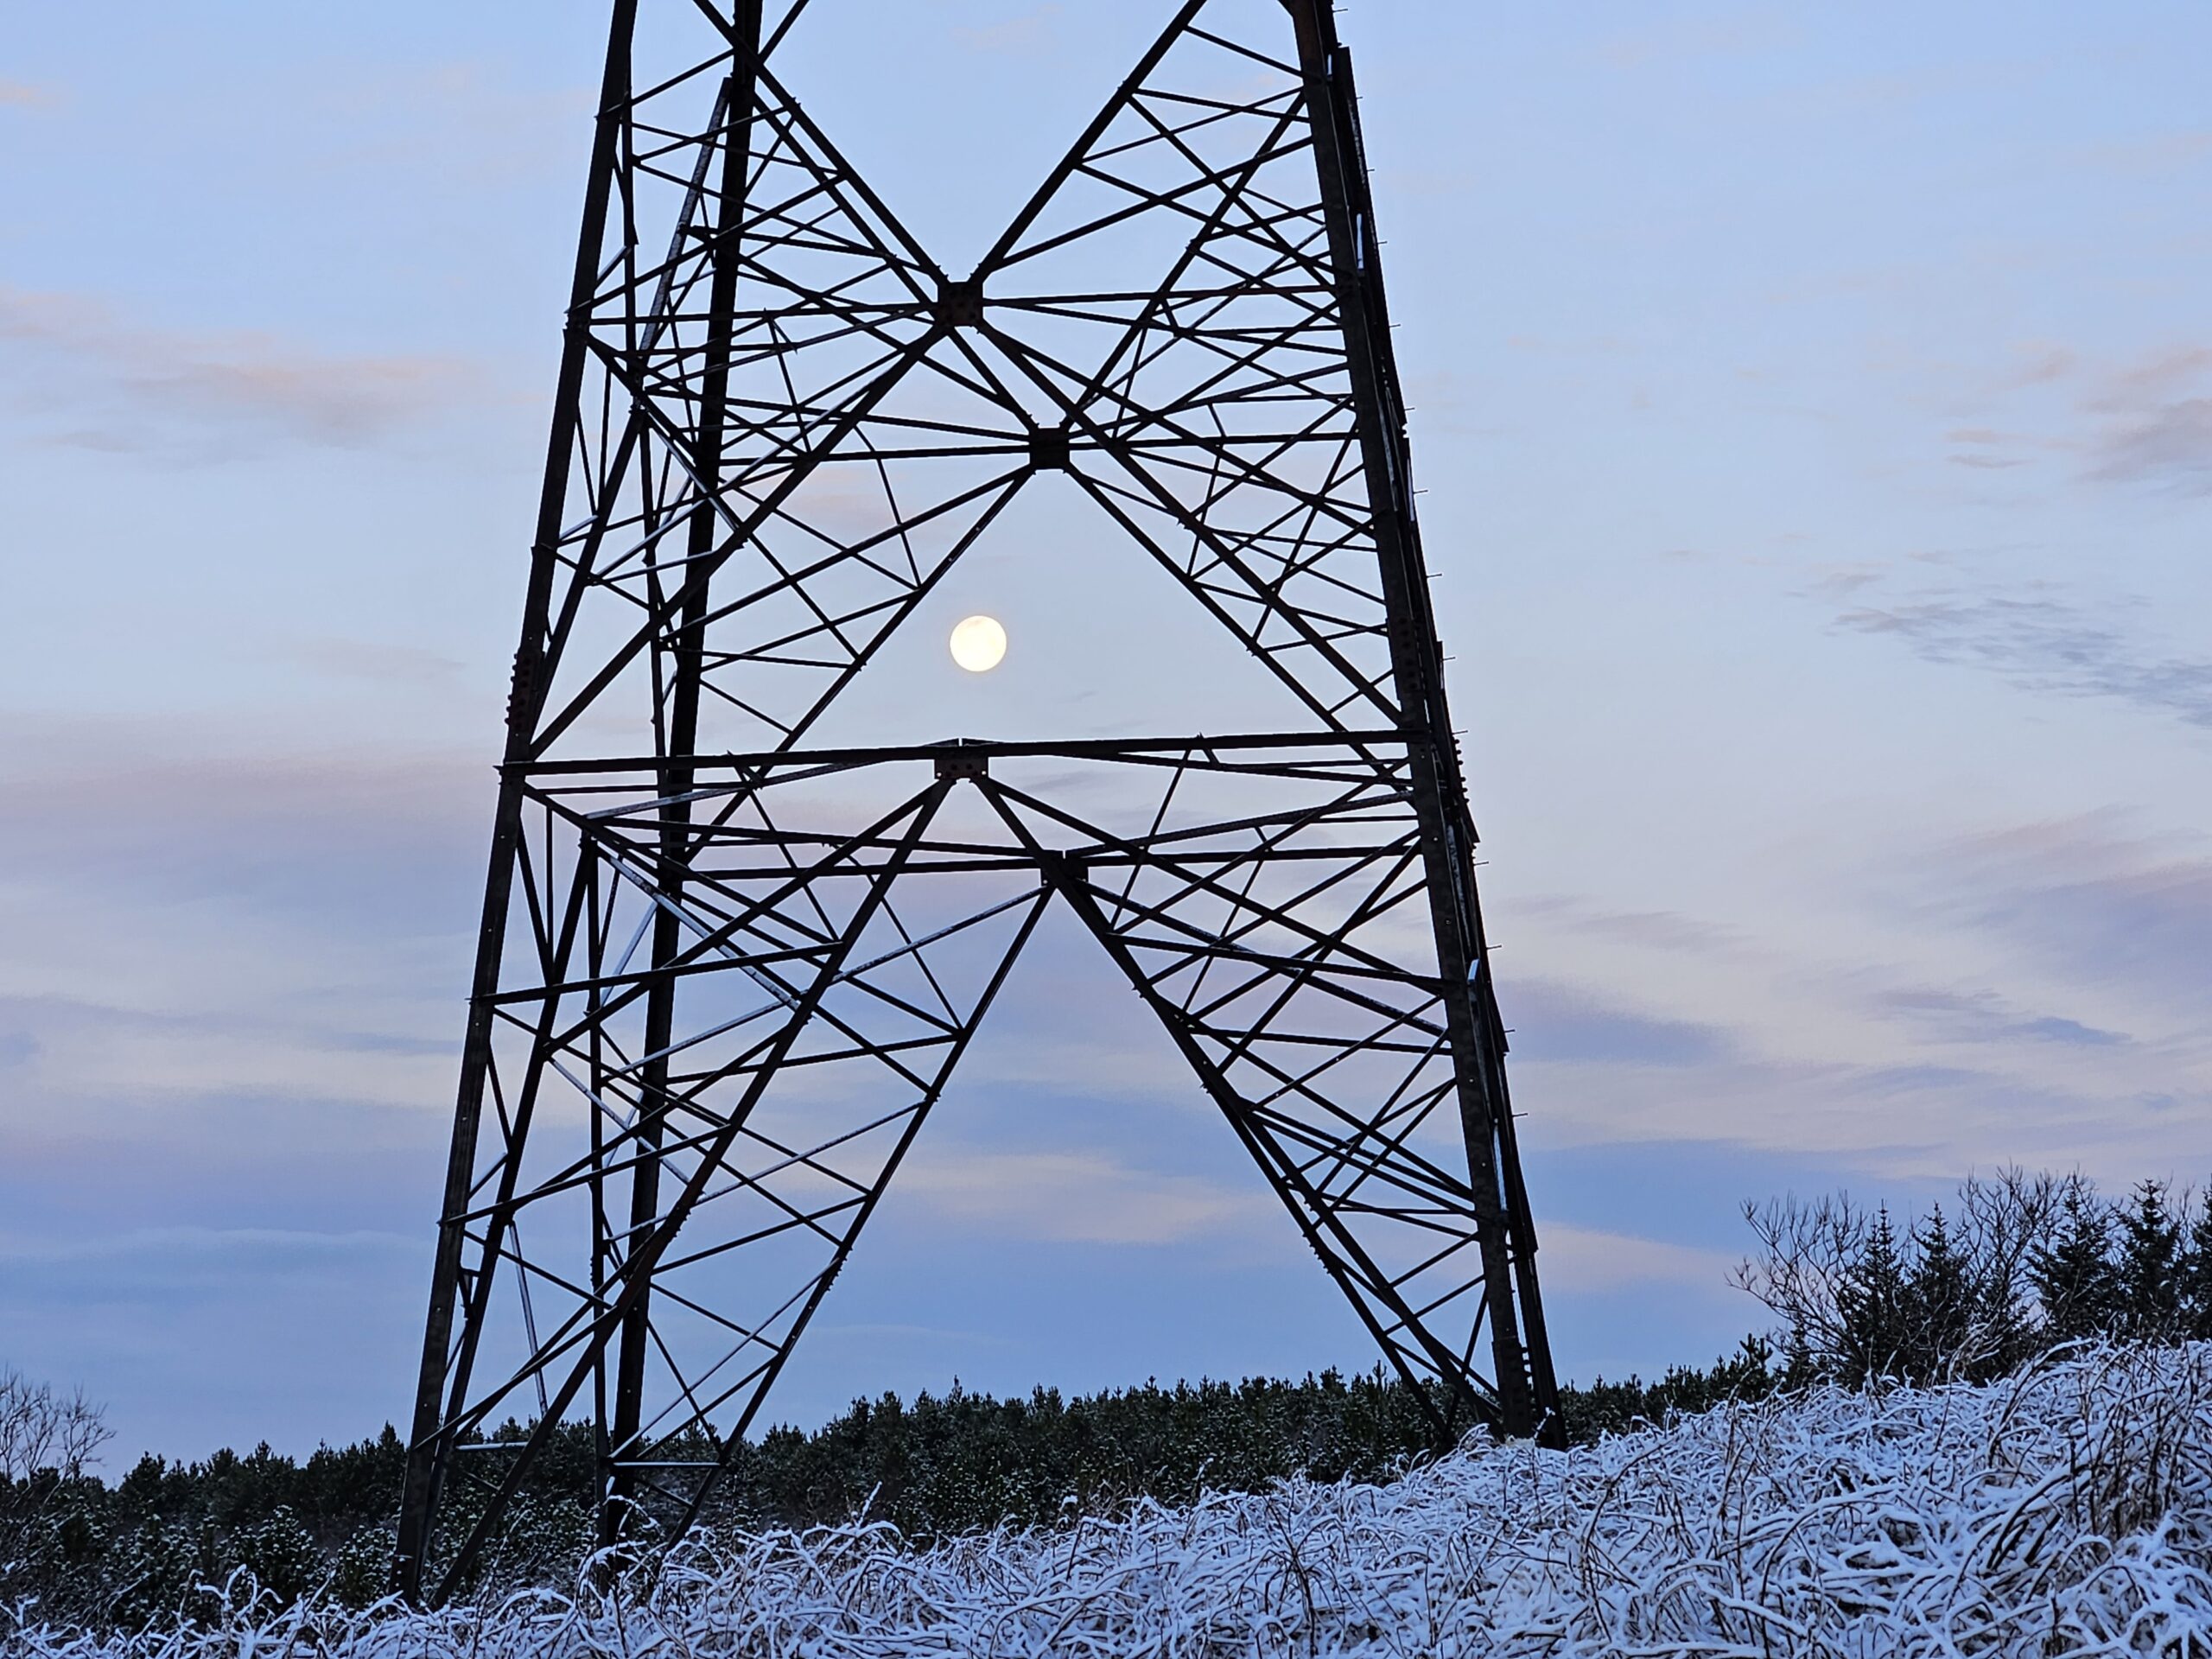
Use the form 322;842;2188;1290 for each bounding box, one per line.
2;0;2209;1465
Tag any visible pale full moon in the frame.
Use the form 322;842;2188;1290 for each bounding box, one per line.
949;613;1007;673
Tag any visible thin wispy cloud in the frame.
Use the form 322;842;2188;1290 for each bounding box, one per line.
0;80;60;109
266;636;468;689
0;1224;415;1277
312;60;591;181
0;1220;428;1459
1834;588;2212;728
1946;439;2031;471
2079;346;2212;492
1535;1224;1736;1295
0;988;455;1120
1597;10;1789;71
0;727;481;925
0;720;480;1156
1525;1036;2198;1186
1814;344;2212;724
1866;984;2127;1050
2081;130;2212;175
1510;895;1745;957
1503;977;1735;1068
0;286;475;459
1904;816;2212;1014
2095;345;2212;401
1991;342;2078;392
951;4;1062;57
2092;398;2212;492
1933;341;2212;491
897;1147;1273;1249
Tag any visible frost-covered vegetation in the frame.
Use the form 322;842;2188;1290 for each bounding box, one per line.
0;1351;1794;1628
11;1343;2212;1656
1738;1169;2212;1387
7;1168;2212;1652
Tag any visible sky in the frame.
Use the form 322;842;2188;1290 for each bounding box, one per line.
2;0;2208;1467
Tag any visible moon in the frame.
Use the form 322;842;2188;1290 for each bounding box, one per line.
949;613;1007;673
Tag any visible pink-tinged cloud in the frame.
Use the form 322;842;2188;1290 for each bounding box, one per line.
951;4;1062;56
0;286;478;455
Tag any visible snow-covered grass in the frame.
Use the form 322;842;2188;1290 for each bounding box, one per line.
16;1343;2212;1656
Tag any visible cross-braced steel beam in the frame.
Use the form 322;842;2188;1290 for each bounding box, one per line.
396;0;1560;1603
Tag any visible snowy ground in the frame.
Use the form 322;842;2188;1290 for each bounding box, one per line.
16;1344;2212;1656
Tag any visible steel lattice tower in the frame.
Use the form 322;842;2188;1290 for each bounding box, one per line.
396;0;1561;1601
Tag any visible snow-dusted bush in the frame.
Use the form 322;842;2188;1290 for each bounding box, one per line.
12;1343;2212;1657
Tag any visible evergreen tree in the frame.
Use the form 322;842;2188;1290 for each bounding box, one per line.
1904;1205;1972;1381
2180;1188;2212;1341
1970;1235;2037;1382
1836;1206;1910;1385
2115;1179;2185;1341
2031;1179;2120;1343
1781;1318;1820;1389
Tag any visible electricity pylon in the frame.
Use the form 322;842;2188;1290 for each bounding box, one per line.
395;0;1560;1602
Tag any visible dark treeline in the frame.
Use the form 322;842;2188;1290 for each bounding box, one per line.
5;1167;2209;1629
1;1363;1776;1624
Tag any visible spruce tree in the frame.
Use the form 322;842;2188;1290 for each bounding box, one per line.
2031;1179;2120;1344
2115;1179;2185;1342
1837;1205;1910;1385
2186;1188;2212;1341
1782;1318;1819;1388
1971;1236;2036;1382
1904;1205;1972;1381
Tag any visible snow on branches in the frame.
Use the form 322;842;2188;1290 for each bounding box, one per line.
16;1343;2212;1657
